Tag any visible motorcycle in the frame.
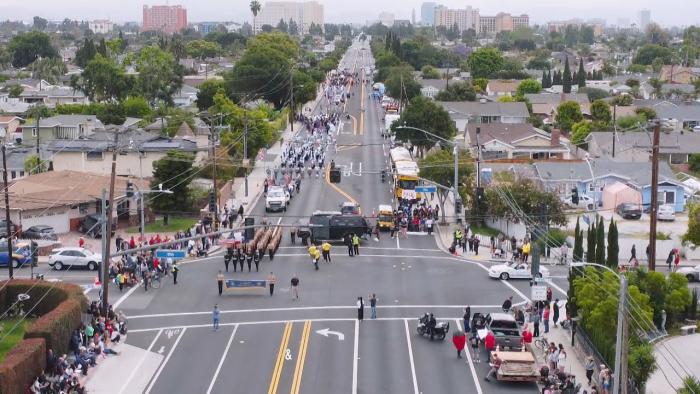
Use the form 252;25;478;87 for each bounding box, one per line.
416;313;450;340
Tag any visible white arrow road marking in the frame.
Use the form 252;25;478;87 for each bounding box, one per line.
315;328;345;341
158;346;165;354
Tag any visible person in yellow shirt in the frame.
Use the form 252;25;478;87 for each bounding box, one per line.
522;241;531;263
322;242;332;262
308;244;320;270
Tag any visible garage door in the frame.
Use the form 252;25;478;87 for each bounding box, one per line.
23;213;70;234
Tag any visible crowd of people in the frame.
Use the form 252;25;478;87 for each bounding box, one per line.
390;199;440;237
31;302;126;394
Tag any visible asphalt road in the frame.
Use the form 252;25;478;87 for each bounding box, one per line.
85;39;545;394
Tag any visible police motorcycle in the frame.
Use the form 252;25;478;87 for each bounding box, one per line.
416;313;450;340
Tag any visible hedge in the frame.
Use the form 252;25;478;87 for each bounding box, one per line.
0;338;46;394
0;280;87;394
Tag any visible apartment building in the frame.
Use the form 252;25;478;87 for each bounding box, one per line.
479;13;528;35
88;20;113;34
434;6;480;33
142;4;188;34
256;1;324;34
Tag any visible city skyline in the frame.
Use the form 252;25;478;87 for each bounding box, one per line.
0;0;698;27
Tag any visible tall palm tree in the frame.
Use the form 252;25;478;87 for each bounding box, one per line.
648;77;664;99
250;1;261;36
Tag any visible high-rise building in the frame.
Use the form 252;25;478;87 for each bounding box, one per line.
434;6;480;33
479;12;528;35
412;9;416;25
142;5;188;34
639;9;651;30
256;1;324;34
421;2;437;26
88;20;113;34
378;12;395;27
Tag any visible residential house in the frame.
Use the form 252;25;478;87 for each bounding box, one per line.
419;79;448;99
2;147;34;181
533;160;685;212
20;86;88;106
586;131;700;165
173;84;199;107
0;95;30;114
640;82;697;100
436;101;530;131
19;115;104;146
47;128;201;178
0;116;22;143
633;100;700;131
0;170;146;234
485;80;519;97
659;65;700;84
465;123;570;160
525;93;590;121
145;117;210;149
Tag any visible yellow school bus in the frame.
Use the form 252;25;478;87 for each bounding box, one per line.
389;147;420;201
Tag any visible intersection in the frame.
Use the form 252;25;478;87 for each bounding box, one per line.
104;39;553;394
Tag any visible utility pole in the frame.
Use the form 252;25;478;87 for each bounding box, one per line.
101;132;119;311
475;127;481;188
100;189;107;289
290;67;295;132
613;275;628;394
243;109;249;198
139;192;145;247
648;121;660;271
2;145;13;279
612;105;617;158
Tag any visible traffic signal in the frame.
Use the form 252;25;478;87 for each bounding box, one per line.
380;170;386;183
208;190;216;213
476;187;485;203
126;181;134;198
30;241;38;264
571;187;579;205
454;196;463;215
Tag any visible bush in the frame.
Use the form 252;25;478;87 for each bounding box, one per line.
0;338;46;394
24;298;83;355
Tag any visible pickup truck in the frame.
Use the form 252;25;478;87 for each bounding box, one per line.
474;312;523;350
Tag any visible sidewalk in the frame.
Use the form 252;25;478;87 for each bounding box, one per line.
647;333;700;393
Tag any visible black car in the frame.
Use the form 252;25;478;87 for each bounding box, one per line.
616;203;642;219
78;214;116;238
22;225;58;241
0;219;19;238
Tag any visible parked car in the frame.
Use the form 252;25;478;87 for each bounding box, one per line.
657;204;676;221
616;203;642;219
563;195;594;210
78;214;115;238
676;264;700;282
0;241;34;268
693;125;700;133
48;247;102;271
488;261;549;280
0;219;20;238
22;225;58;241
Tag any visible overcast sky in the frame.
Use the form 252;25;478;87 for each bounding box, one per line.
0;0;698;27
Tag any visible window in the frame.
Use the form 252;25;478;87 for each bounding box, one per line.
663;190;675;204
31;128;37;137
10;171;15;179
588;183;603;192
86;151;103;161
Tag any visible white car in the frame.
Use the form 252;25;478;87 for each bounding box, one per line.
48;247;102;271
676;264;700;282
488;262;550;280
563;195;595;210
265;186;290;212
657;204;675;221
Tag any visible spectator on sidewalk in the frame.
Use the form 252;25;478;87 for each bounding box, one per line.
585;356;595;386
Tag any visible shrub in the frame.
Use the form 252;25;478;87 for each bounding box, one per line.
24;298;83;355
0;338;46;394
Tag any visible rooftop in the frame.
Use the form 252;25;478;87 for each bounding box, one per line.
533;160;678;188
436;101;530;119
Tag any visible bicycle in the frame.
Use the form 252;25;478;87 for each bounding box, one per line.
151;271;162;289
534;336;550;352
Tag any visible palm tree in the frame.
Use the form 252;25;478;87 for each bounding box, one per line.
250;1;261;35
678;376;700;394
648;77;664;99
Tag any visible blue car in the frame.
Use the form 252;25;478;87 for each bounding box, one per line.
0;242;35;268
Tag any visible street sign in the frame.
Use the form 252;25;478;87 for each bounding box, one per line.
155;249;186;259
531;285;547;301
415;186;437;193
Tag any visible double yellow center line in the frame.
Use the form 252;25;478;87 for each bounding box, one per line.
267;321;312;394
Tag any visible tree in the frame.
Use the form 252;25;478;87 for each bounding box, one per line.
586;222;595;263
528;56;551;71
595;216;605;265
136;46;183;106
555;101;584;132
392;96;457;155
578;87;609;102
33;16;48;31
562;56;572;93
573;217;584;262
684;203;700;245
71;54;132;102
186;40;221;60
421;65;440;79
482;179;567;227
434;81;476;101
570;120;592;145
610;94;633;106
590;99;612;127
23;154;47;175
208;92;275;159
419;149;473;223
288;19;299;36
472;78;488;93
467;47;504;79
577;57;586;88
151;151;195;212
516;79;542;96
7;84;23;98
75;38;97;68
122;96;151;118
8;31;58;68
196;80;225;111
276;19;288;33
605;219;620;270
384;65;421;102
308;22;323;36
250;0;262;34
633;44;674;65
31;57;66;85
679;377;700;394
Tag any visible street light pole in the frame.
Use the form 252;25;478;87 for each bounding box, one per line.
2;145;13;279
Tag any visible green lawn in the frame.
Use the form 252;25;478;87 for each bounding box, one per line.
126;216;198;234
0;318;32;362
469;223;501;237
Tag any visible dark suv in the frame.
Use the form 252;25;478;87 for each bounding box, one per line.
78;214;116;238
616;203;642;219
